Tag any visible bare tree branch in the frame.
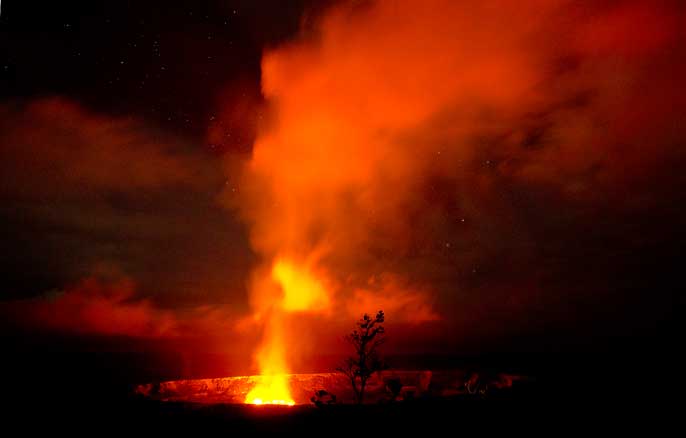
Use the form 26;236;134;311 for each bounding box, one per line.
336;310;387;404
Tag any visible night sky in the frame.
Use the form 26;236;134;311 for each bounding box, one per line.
0;0;683;378
1;1;318;302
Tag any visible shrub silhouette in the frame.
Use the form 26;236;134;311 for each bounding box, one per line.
337;310;386;404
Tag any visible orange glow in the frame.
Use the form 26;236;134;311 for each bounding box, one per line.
245;374;295;406
244;258;330;405
272;259;330;312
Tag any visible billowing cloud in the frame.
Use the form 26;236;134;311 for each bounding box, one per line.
226;0;684;350
0;272;255;348
0;98;252;308
1;275;177;338
0;98;215;197
347;274;440;324
2;0;682;360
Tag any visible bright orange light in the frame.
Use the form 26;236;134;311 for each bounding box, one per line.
272;259;330;312
245;374;295;406
244;258;330;406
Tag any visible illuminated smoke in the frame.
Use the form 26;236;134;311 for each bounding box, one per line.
230;0;684;401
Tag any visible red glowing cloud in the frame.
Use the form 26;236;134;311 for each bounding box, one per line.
225;0;685;354
2;277;176;338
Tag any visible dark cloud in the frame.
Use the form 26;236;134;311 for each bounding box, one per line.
0;98;214;195
0;98;254;312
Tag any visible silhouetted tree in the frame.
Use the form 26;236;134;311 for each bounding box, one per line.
337;310;386;404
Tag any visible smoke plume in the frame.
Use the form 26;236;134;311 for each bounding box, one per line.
228;0;684;358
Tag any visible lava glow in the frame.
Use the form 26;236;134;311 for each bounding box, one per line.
246;374;295;406
244;258;330;405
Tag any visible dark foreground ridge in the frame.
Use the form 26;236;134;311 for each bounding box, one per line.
2;347;679;434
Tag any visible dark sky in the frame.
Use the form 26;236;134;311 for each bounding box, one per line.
0;0;315;302
0;0;683;368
